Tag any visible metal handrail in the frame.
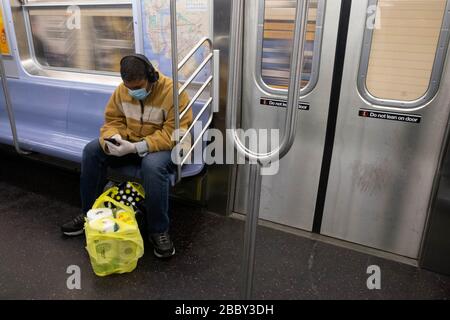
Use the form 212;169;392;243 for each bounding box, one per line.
0;54;30;155
178;52;213;95
180;75;212;120
170;0;182;183
170;0;216;184
178;97;213;166
227;0;309;164
226;0;309;299
179;97;213;146
178;37;212;70
181;111;213;166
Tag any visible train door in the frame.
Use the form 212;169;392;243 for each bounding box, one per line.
320;0;450;258
233;0;450;259
233;0;341;231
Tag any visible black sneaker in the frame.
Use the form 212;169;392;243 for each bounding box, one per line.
149;232;175;258
61;214;85;236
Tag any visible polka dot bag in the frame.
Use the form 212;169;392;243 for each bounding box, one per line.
92;182;145;214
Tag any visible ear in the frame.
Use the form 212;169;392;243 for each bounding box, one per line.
148;70;159;83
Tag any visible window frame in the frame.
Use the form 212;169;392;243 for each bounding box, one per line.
22;0;136;77
357;0;450;109
5;0;143;87
255;0;326;97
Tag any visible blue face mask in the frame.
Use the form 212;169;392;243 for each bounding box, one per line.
128;87;151;100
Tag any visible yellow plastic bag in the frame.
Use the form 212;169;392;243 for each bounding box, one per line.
85;183;145;277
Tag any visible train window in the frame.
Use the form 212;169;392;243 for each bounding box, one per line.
359;0;450;107
24;2;134;74
258;0;325;94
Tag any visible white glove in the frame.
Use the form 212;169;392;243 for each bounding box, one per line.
103;134;121;154
110;133;122;141
105;135;136;157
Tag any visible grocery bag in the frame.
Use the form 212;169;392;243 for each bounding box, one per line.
85;182;145;276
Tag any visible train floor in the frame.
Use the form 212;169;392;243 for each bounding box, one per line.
0;152;449;300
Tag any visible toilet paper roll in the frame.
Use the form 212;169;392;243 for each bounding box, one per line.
89;217;118;233
94;239;116;263
87;208;113;222
119;241;136;260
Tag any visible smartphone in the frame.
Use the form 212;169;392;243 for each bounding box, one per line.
104;137;120;146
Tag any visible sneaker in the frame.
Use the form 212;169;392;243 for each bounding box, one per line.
149;232;175;258
61;214;85;236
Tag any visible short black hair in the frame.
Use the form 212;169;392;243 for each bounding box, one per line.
120;56;148;82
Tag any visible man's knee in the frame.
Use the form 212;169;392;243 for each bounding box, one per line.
141;152;172;178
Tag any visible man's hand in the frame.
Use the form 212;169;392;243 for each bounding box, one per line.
105;135;136;157
110;134;122;143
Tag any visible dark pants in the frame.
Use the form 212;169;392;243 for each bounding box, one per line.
80;139;174;234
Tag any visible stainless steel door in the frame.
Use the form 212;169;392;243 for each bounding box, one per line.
321;0;450;258
233;0;341;230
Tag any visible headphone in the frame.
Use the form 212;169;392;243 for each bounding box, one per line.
120;54;160;83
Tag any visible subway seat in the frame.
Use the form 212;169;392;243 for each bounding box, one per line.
0;80;210;186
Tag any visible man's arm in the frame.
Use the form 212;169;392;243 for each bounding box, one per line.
99;87;127;152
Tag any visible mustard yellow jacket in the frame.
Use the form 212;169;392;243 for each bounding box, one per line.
99;72;192;154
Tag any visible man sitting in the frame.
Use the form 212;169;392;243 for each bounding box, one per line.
61;54;192;259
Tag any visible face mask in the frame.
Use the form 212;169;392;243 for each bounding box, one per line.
128;87;151;100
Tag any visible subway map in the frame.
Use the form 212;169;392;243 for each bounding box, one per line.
142;0;210;80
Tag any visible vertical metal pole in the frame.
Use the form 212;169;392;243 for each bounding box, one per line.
0;54;29;155
212;49;220;113
170;0;182;182
241;163;262;299
227;0;309;300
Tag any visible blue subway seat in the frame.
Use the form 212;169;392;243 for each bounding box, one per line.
0;79;211;186
0;79;112;162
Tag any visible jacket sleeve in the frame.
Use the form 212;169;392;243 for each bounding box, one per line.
98;87;127;152
144;91;192;153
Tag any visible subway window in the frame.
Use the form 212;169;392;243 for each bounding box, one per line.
24;1;134;74
360;0;450;106
260;0;324;93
